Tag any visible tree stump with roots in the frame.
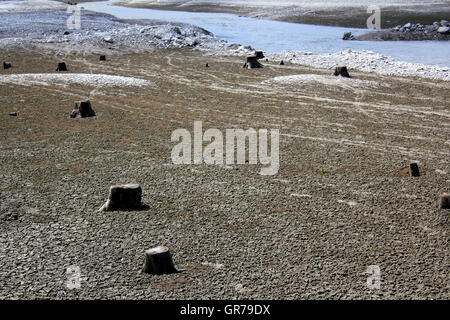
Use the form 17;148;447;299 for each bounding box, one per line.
142;246;185;275
99;184;143;211
334;66;351;78
70;101;96;118
409;163;420;177
243;56;263;69
56;62;68;71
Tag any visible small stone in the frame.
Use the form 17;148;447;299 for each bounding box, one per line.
441;20;449;27
99;55;106;61
280;60;284;65
342;32;354;40
3;61;12;69
9;112;17;116
404;22;412;29
63;31;70;35
103;36;114;43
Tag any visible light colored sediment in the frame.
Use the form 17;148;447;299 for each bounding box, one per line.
0;73;153;87
267;49;450;81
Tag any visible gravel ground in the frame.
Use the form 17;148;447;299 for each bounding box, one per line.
0;49;449;300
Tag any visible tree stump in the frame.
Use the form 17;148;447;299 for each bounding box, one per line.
99;55;106;61
409;163;420;177
3;62;12;69
334;66;351;78
255;51;265;59
99;183;143;211
440;193;450;209
56;62;68;71
70;101;96;118
142;246;184;275
243;56;263;69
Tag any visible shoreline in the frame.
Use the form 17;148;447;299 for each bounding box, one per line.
112;1;450;29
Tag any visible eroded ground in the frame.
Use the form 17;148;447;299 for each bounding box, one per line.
0;48;449;299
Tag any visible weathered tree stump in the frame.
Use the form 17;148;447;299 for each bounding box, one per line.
409;163;420;177
3;62;12;69
56;62;68;71
142;246;184;275
243;56;263;69
334;66;351;78
440;193;450;209
70;101;96;118
255;51;265;59
99;183;143;211
99;55;106;61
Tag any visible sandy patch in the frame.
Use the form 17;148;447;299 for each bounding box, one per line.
262;74;379;89
0;73;153;87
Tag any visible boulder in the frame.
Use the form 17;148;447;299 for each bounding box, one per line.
3;62;11;69
333;66;351;78
142;246;185;275
70;101;96;118
56;62;67;71
99;184;143;211
437;26;450;34
342;32;354;40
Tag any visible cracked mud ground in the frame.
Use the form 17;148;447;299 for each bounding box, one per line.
0;48;448;299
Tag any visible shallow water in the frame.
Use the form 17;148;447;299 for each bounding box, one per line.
82;1;450;67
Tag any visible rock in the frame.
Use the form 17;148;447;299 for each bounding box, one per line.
404;22;412;29
280;60;284;65
243;56;263;69
409;163;420;177
99;55;106;61
437;26;450;34
63;31;70;35
333;66;351;78
205;63;209;67
70;101;96;118
3;61;11;69
441;20;449;27
56;62;67;71
103;36;114;43
142;246;185;275
99;184;143;211
342;32;354;40
9;112;17;116
440;193;450;209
